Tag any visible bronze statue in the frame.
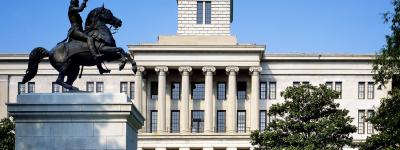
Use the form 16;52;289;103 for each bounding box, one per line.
21;4;137;91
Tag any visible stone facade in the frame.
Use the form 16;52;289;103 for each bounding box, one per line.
177;0;232;35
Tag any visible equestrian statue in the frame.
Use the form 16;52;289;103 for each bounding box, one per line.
22;0;137;91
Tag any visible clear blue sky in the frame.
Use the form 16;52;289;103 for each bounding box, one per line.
0;0;392;54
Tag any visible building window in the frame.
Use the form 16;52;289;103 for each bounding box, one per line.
237;110;246;133
260;82;267;100
205;1;212;24
120;82;128;95
191;110;204;133
358;110;365;134
130;82;135;99
86;82;94;93
326;82;333;90
237;82;247;100
197;1;212;24
358;82;365;99
62;87;69;93
293;82;300;87
367;110;374;134
151;82;158;100
216;110;226;133
259;110;267;131
269;82;276;100
192;83;205;100
28;82;35;93
52;82;60;93
367;82;374;99
335;82;342;99
171;110;180;133
96;82;104;93
171;82;180;100
150;110;158;133
18;82;25;94
217;82;226;100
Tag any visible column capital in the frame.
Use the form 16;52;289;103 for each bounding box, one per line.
136;66;146;75
202;66;216;74
249;66;262;74
155;66;169;73
178;66;192;73
225;66;239;73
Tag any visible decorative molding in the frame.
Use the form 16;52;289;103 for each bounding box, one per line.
249;66;262;73
136;66;146;73
154;66;169;72
225;66;239;73
202;66;216;74
178;66;193;73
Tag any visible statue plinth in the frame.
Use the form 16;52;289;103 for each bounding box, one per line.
7;93;144;150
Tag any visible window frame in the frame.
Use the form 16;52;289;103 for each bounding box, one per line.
171;82;181;100
358;110;365;134
260;82;267;100
217;82;226;100
335;82;342;99
96;82;104;93
151;82;158;100
192;82;205;100
86;82;94;93
170;110;180;133
237;82;247;100
191;110;204;133
150;110;158;133
52;82;60;93
259;110;267;131
268;82;276;100
28;82;35;93
237;110;246;133
216;110;226;133
367;82;375;99
120;82;128;96
367;110;374;134
358;82;366;99
18;82;25;95
130;82;135;99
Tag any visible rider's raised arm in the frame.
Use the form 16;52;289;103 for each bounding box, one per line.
70;0;87;12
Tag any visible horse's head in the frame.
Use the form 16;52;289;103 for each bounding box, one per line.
85;6;122;30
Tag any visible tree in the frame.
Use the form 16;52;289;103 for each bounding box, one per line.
372;0;400;88
250;84;357;150
360;0;400;149
0;117;15;150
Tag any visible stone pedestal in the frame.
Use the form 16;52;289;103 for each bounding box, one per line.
7;93;144;150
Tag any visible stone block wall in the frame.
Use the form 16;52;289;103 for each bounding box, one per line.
177;0;232;35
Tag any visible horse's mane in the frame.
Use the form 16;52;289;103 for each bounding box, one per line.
85;7;105;30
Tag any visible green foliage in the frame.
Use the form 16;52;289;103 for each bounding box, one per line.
0;117;15;150
373;0;400;89
361;0;400;149
360;89;400;150
250;84;356;150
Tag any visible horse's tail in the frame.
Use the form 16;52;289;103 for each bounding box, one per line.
22;47;49;83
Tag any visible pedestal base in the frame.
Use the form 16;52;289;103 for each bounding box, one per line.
7;93;144;150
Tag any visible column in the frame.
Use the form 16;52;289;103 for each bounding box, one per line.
202;66;216;133
249;66;262;131
155;66;168;133
134;66;145;112
179;66;192;133
226;66;239;133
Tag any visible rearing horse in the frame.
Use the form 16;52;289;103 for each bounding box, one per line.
22;6;137;91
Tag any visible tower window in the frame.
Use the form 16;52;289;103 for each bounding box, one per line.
87;82;94;93
197;1;212;24
28;82;35;93
96;82;104;93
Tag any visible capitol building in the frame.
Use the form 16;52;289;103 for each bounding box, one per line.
0;0;392;150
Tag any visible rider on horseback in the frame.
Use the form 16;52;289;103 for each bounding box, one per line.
68;0;110;74
68;0;102;60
